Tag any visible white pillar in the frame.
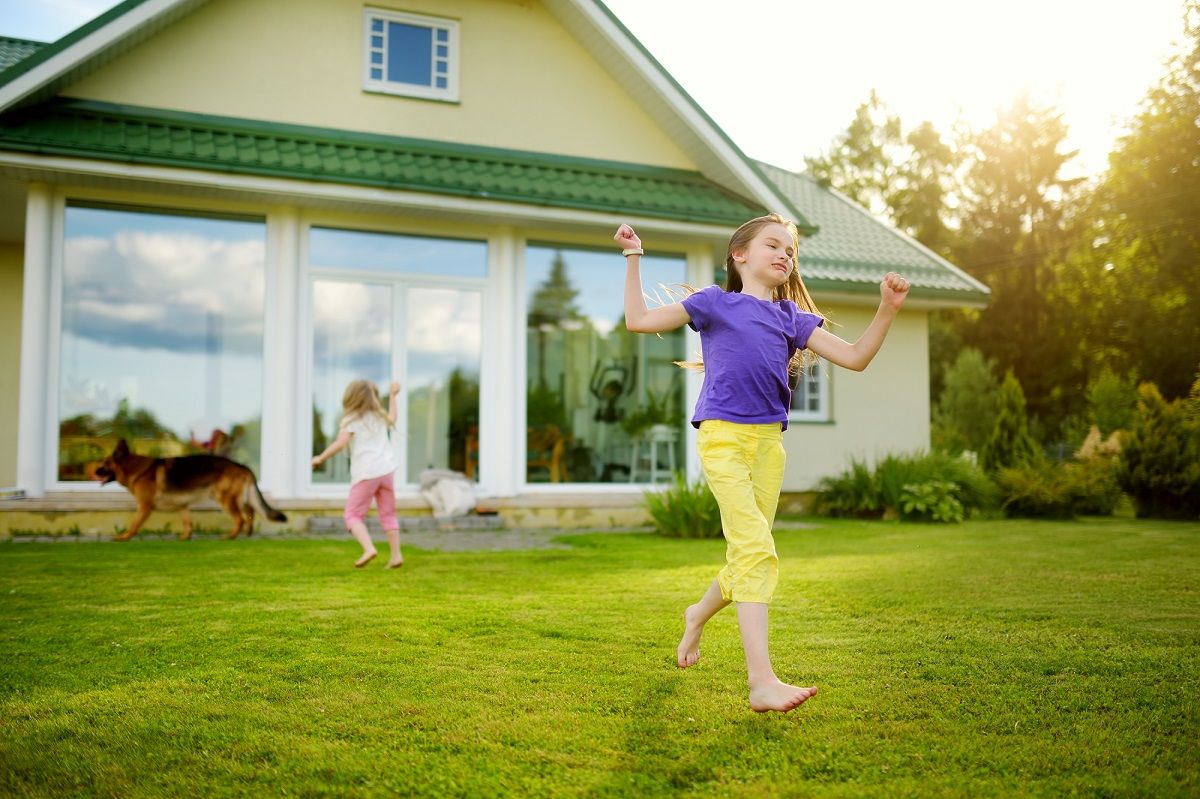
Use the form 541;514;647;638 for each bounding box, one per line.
260;206;300;498
16;183;53;497
480;227;519;497
685;245;717;482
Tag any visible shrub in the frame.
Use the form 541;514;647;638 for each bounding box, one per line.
900;481;965;523
643;471;723;538
933;347;1000;454
980;371;1041;472
817;451;996;522
996;458;1124;519
814;458;881;518
1117;380;1200;520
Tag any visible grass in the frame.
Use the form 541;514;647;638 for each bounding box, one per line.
1;517;1197;798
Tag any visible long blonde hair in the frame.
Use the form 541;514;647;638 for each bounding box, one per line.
677;213;826;377
341;379;390;428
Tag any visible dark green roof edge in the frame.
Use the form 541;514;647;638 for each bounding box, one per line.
0;0;153;90
588;0;818;237
804;277;989;303
0;98;765;225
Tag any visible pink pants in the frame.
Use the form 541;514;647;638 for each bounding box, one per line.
344;472;398;531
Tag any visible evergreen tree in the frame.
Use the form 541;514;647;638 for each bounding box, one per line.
933;348;1000;454
980;371;1041;471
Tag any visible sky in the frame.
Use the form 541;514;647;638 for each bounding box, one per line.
0;0;1188;178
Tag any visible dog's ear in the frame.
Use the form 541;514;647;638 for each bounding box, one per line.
115;439;129;456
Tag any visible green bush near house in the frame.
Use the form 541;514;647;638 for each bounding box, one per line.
816;451;996;521
643;471;723;538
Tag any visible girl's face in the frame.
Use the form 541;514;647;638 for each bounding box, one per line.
733;222;795;288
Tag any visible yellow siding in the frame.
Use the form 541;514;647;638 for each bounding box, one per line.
783;304;930;491
0;243;21;487
66;0;697;169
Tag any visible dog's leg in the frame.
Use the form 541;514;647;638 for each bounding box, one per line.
222;496;244;540
179;508;193;541
243;506;256;537
113;504;152;542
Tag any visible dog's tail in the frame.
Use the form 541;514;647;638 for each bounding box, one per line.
246;477;288;523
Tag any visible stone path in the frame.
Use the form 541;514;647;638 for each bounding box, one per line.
4;520;819;552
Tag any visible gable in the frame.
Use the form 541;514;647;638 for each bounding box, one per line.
57;0;699;170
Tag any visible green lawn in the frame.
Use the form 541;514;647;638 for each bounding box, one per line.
1;518;1197;798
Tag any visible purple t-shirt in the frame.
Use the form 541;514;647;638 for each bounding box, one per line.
681;285;824;431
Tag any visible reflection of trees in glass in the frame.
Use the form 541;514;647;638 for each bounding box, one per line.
528;250;585;394
448;368;479;474
58;399;261;480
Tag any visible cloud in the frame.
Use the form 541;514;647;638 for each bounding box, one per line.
63;230;266;354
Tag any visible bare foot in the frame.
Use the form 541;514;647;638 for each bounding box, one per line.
354;550;378;568
386;558;404;569
676;604;705;668
748;680;817;713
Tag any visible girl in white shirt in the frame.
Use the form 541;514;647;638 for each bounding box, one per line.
312;379;403;568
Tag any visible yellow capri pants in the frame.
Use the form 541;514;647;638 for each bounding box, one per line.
697;419;786;604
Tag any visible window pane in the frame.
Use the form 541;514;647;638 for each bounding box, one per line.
59;206;265;481
387;22;432;86
435;60;447;74
311;280;392;484
371;35;383;49
436;28;448;42
310;227;486;278
371;19;383;32
406;288;481;480
526;246;686;484
436;45;448;58
371;68;383;81
435;77;447;89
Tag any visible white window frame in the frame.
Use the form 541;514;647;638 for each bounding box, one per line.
789;360;830;423
362;8;460;102
300;222;490;498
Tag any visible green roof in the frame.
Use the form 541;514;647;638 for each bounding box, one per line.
0;98;767;225
759;161;989;304
0;37;45;72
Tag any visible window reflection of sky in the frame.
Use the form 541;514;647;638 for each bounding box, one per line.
310;227;487;278
60;206;265;442
525;247;690;327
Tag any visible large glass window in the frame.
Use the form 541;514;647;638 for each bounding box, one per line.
525;245;687;484
58;205;265;481
310;280;392;484
309;227;484;485
789;362;829;422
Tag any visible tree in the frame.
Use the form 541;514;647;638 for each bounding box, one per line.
805;91;902;217
1117;379;1200;519
949;94;1086;432
980;371;1041;472
1068;1;1200;400
933;348;1000;454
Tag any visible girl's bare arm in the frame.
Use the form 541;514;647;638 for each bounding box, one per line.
312;430;352;467
615;224;692;333
805;272;909;371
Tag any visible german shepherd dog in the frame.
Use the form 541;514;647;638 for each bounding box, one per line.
95;439;287;541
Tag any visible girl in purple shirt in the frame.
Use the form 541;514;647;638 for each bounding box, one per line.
616;213;910;713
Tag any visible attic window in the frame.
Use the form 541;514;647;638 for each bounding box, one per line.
363;9;459;102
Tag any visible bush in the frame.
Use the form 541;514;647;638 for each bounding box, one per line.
900;481;965;523
933;347;1000;455
1117;380;1200;520
814;458;880;518
816;451;996;522
980;371;1041;472
643;471;723;538
996;457;1124;519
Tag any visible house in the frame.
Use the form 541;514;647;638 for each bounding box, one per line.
0;0;988;533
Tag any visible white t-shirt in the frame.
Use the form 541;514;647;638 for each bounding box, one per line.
340;412;397;484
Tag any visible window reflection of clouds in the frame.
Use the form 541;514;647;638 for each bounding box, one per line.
310;227;487;278
63;210;266;355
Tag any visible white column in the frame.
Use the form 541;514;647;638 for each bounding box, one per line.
259;206;300;498
16;183;53;497
479;227;519;497
684;245;717;482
